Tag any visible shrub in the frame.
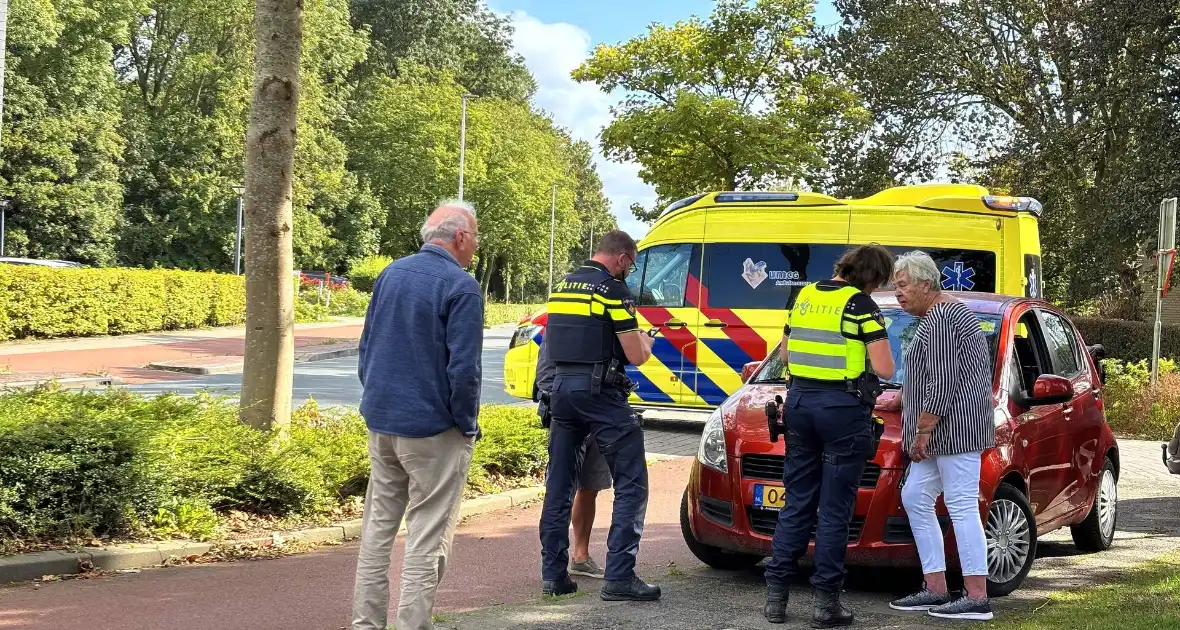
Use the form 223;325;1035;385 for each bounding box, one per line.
0;389;548;546
1099;359;1180;439
485;303;543;328
0;264;246;341
1070;316;1180;362
348;256;392;293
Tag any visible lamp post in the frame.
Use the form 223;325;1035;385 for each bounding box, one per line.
458;93;475;201
0;200;8;257
548;183;556;297
232;185;245;274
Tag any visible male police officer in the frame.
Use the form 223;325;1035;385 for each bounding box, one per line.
538;230;659;602
763;245;896;627
535;337;613;579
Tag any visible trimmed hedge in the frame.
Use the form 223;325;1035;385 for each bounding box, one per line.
0;265;246;341
347;256;391;293
1070;316;1180;362
0;389;549;546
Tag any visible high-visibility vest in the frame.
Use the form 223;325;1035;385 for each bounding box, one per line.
785;283;867;381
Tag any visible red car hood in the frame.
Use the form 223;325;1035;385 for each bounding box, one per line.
723;384;908;470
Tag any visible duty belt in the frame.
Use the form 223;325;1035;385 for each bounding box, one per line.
787;376;849;391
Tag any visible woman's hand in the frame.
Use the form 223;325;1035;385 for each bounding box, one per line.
875;391;901;412
910;433;931;461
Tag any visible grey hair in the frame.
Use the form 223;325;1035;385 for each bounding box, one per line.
893;251;942;290
420;199;477;243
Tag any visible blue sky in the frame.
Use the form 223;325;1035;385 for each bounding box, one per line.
489;1;839;238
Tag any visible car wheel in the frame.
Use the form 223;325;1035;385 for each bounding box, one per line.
986;482;1037;597
679;489;764;571
1070;457;1118;551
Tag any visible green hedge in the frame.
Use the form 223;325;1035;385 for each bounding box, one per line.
0;389;547;546
486;303;543;327
1070;316;1180;362
347;256;391;293
0;265;247;341
1100;359;1180;439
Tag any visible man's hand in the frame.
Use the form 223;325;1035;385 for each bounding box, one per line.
911;433;931;461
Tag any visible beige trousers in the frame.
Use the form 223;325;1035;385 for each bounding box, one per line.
352;427;475;630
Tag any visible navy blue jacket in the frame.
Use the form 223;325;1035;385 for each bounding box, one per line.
358;244;484;437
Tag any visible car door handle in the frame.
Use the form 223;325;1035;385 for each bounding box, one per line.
663;318;686;328
1061;403;1073;416
704;319;728;328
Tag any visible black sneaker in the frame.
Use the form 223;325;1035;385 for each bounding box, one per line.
542;575;578;597
889;589;955;611
601;576;661;601
927;595;994;621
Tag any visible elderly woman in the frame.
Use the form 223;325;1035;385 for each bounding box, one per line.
876;251;995;622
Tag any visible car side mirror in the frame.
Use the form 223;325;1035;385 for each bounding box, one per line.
1088;344;1107;384
1030;374;1073;405
741;361;760;383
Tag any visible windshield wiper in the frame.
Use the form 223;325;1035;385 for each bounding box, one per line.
879;380;902;390
754;376;786;384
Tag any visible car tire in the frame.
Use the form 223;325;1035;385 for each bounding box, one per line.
985;482;1038;598
1070;457;1118;551
679;490;764;571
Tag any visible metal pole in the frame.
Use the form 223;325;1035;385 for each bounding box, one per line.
0;0;9;258
458;94;468;201
548;183;556;297
589;224;594;259
1153;197;1178;384
0;205;5;257
234;193;244;275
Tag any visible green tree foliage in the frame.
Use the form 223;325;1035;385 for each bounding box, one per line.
827;0;1180;308
1;0;139;264
573;0;869;222
348;0;536;101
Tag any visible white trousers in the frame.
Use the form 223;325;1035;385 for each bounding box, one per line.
900;451;988;577
352;428;475;630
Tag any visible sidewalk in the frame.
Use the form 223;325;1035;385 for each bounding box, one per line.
0;318;365;386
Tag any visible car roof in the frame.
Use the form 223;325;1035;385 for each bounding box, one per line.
871;290;1019;316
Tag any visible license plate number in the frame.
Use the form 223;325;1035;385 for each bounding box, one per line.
753;484;786;510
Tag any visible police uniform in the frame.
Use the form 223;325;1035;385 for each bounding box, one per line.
535;339;613;492
538;261;647;586
763;280;888;596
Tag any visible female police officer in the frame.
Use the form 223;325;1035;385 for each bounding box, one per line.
538;230;659;602
763;244;896;627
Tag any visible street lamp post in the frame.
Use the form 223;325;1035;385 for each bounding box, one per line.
232;185;245;274
0;200;7;257
548;182;556;297
458;93;474;201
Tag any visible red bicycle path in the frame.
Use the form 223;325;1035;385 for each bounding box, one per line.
0;322;364;385
0;458;697;630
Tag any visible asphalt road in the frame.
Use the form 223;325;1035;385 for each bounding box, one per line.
123;326;520;407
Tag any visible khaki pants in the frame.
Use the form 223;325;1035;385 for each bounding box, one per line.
352;427;475;630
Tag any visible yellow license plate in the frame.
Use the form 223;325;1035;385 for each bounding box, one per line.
753;484;786;510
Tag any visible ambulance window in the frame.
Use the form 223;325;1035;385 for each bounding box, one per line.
702;243;845;309
624;249;647;299
637;244;693;307
882;247;997;293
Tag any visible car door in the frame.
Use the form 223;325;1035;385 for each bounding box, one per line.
624;243;701;406
1006;309;1073;522
1037;309;1103;517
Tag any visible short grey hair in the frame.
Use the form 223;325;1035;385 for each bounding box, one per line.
420;199;477;243
893;251;942;289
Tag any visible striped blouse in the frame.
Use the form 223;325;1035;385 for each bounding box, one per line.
900;300;996;456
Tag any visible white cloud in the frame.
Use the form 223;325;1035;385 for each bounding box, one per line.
504;10;656;239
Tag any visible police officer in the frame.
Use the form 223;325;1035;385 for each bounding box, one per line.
763;244;896;627
538;230;659;602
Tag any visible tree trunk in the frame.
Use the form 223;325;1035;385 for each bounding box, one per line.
239;0;302;431
480;255;496;300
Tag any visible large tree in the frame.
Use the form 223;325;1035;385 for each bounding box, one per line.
574;0;869;222
239;0;301;431
827;0;1180;308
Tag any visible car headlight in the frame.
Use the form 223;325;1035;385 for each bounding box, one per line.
696;407;728;473
510;324;541;349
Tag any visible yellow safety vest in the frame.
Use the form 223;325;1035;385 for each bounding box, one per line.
785;283;867;381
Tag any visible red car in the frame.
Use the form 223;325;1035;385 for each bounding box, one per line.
680;292;1120;596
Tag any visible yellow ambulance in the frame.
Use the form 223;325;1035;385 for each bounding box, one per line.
503;184;1044;410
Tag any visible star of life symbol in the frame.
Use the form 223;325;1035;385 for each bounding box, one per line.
941;262;976;291
1028;267;1039;298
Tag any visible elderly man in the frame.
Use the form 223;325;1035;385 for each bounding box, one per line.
352;200;484;630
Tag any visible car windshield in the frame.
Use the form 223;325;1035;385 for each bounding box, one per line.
752;308;1003;386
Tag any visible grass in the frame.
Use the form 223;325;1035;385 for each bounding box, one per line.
988;553;1180;629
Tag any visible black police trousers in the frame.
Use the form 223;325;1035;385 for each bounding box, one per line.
763;386;875;593
539;373;648;582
